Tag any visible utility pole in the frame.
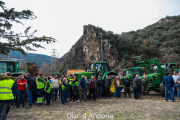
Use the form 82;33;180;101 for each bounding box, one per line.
100;33;103;62
51;49;57;73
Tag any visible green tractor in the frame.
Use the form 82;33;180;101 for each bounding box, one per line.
131;56;175;96
0;60;38;77
124;67;144;92
72;61;118;93
174;69;180;73
52;73;60;79
0;60;20;76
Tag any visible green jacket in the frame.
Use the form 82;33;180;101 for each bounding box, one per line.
141;78;149;87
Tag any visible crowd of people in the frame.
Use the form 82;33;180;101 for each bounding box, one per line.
0;71;180;120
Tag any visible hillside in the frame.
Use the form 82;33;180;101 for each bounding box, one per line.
1;51;53;68
56;15;180;74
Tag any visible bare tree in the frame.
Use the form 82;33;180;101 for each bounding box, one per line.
39;62;52;76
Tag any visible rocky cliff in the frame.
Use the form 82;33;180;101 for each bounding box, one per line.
57;15;180;74
56;25;119;74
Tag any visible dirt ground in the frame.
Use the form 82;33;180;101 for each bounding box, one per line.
7;91;180;120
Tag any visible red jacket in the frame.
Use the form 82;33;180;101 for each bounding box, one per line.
17;79;27;90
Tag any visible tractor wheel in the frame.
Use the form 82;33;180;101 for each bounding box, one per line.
159;83;165;97
130;81;133;93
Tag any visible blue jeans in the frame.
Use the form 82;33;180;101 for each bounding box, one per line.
173;84;180;97
165;87;174;102
17;90;26;106
85;88;87;99
134;87;139;99
46;93;50;105
43;93;46;101
27;90;32;106
114;87;121;98
62;91;67;105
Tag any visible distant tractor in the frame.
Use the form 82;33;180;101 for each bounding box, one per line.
174;69;180;73
0;60;19;76
52;73;60;79
123;67;144;92
0;60;38;77
72;61;118;93
131;56;175;96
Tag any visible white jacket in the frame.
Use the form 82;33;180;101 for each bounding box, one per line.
51;78;59;88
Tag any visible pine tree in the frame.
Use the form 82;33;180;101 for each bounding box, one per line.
0;1;56;56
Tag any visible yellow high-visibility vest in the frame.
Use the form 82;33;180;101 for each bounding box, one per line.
0;79;14;100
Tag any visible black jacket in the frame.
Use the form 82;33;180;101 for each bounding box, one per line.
103;78;111;87
133;78;139;87
62;81;68;92
27;76;35;91
96;79;103;87
123;79;131;87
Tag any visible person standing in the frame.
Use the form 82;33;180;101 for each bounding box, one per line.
113;76;121;99
61;78;68;105
123;76;131;98
138;76;142;98
43;75;47;103
17;75;27;108
172;71;180;98
44;77;51;106
133;75;139;100
79;75;87;102
68;75;73;101
32;74;37;104
103;75;111;98
71;74;79;103
12;73;22;107
32;74;37;105
26;73;35;109
89;75;96;102
0;72;16;120
85;76;89;99
141;75;149;98
36;74;46;105
59;75;65;99
51;75;59;103
96;76;103;99
163;72;175;102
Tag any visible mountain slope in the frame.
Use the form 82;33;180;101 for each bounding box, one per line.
56;15;180;74
1;51;52;68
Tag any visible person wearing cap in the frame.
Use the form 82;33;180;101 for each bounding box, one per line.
123;75;131;98
26;73;35;109
44;77;51;106
141;75;149;98
36;74;46;105
0;72;16;120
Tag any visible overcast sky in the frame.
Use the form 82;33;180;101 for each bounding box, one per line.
4;0;180;58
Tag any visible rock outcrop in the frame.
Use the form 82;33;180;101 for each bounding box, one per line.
56;25;119;74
